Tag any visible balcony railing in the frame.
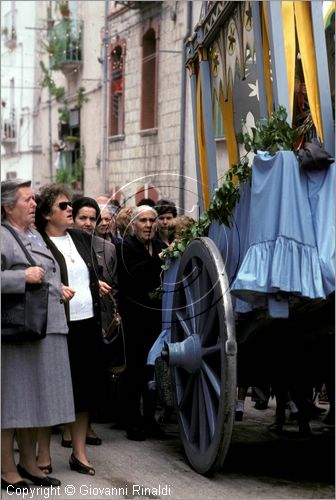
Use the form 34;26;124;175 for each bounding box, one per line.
1;118;16;143
114;1;160;9
48;19;82;74
2;10;17;49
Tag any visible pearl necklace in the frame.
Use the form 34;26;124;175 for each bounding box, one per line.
65;232;75;263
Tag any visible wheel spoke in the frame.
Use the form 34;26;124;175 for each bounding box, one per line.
201;360;221;399
200;370;216;438
189;377;199;443
198;265;213;302
188;257;203;316
198;375;209;452
201;342;221;356
198;299;218;345
178;374;195;411
176;310;193;338
183;279;197;334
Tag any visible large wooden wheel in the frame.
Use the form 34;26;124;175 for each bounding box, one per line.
164;237;237;475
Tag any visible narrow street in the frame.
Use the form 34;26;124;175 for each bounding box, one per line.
2;398;334;500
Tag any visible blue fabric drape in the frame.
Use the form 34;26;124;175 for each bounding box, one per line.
226;151;334;308
210;151;334;314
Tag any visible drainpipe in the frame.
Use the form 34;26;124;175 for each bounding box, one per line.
47;1;53;181
178;1;192;214
101;0;109;194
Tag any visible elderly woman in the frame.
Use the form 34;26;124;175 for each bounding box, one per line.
1;179;75;491
117;205;165;441
35;184;111;476
95;201;121;246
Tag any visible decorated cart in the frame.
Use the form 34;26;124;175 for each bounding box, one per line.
154;1;335;475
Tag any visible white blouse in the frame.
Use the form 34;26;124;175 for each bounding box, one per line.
50;234;94;321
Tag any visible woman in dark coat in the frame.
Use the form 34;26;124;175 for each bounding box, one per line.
36;184;111;475
117;205;164;440
71;196;118;433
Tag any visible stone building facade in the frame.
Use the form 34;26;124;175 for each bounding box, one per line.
105;1;199;213
1;1;201;215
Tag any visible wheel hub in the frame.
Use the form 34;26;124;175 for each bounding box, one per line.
164;334;202;374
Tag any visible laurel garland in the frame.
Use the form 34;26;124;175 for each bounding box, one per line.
150;106;299;298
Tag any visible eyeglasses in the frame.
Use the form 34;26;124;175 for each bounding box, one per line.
58;201;72;210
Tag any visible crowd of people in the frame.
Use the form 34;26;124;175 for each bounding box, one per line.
1;179;333;491
1;178;187;490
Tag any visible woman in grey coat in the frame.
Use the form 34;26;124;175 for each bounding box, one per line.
1;179;75;491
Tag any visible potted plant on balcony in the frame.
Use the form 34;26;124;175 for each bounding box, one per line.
63;135;79;151
59;1;70;17
72;156;84;191
55;166;76;186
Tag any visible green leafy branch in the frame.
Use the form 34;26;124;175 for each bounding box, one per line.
237;105;300;155
160;157;251;272
76;87;89;107
161;106;299;272
39;61;65;102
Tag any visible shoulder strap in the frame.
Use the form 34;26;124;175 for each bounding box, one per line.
1;223;36;266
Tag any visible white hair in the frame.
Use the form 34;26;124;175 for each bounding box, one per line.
130;205;158;224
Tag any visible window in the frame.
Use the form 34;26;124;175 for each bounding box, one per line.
109;41;125;136
6;171;17;180
3;2;17;48
141;27;158;130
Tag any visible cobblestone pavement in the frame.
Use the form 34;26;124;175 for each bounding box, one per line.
2;398;334;500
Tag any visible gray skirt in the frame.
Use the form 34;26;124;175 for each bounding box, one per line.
1;334;75;429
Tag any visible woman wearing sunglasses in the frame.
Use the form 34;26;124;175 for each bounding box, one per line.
35;184;111;476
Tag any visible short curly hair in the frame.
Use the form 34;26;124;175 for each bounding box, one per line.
169;215;195;241
35;183;72;232
154;199;177;218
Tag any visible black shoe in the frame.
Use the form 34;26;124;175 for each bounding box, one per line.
17;464;61;487
126;426;146;441
1;478;30;492
69;454;95;475
235;411;244;421
86;435;102;446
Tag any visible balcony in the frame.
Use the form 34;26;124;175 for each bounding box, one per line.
47;19;82;74
2;26;17;49
1;118;16;143
114;1;160;9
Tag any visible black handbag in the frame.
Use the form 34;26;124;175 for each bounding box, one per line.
101;293;126;376
1;224;49;343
